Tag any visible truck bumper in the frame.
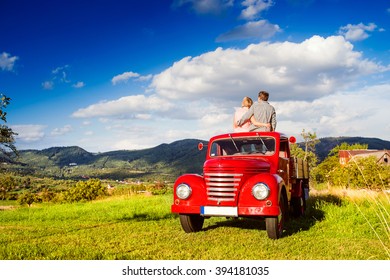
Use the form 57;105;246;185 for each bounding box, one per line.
171;205;280;217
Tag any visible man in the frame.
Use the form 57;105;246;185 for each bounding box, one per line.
237;90;276;131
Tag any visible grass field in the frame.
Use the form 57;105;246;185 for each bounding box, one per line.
0;189;389;260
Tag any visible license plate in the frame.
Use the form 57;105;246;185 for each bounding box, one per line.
200;206;238;217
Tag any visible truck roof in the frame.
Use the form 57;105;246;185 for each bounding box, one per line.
209;131;289;142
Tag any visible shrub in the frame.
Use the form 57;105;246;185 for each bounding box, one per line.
0;174;18;200
40;188;56;202
342;156;390;189
18;192;38;207
148;181;168;195
63;178;108;202
312;142;390;190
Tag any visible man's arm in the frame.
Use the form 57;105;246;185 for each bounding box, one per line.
237;105;254;126
270;109;276;131
251;116;271;128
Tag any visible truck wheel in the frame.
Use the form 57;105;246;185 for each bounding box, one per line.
179;214;204;233
266;194;286;239
291;185;306;217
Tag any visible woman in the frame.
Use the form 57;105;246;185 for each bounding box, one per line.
233;96;270;132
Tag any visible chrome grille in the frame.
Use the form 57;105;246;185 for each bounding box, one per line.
204;173;243;202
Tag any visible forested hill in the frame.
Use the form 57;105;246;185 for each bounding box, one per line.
3;136;390;180
6;139;208;180
18;139;206;168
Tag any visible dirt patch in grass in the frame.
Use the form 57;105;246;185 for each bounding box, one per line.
311;188;384;200
0;206;15;211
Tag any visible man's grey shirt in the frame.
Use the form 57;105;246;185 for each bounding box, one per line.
237;100;277;131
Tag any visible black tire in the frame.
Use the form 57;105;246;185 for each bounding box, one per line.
179;214;204;233
266;193;286;239
291;196;305;217
291;183;306;217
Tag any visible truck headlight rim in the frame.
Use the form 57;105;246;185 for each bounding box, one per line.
252;183;270;200
176;183;192;200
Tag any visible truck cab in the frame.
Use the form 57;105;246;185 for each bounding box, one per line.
171;131;309;239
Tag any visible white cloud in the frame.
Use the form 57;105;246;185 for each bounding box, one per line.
97;122;163;150
97;116;227;151
72;81;85;88
0;52;18;71
112;139;147;150
51;125;73;136
111;71;140;85
42;64;78;89
70;35;389;151
135;114;152;120
111;71;152;85
52;65;69;75
172;0;234;15
136;74;153;82
338;22;378;41
42;81;54;90
275;84;390;140
52;65;70;83
151;35;386;102
216;19;281;41
72;94;174;118
11;125;46;142
240;0;274;20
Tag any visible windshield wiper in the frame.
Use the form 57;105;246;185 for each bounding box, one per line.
229;134;239;153
256;133;268;154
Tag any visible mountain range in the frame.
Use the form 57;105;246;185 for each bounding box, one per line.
3;136;390;181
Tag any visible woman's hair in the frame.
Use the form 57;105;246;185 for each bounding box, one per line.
243;96;253;108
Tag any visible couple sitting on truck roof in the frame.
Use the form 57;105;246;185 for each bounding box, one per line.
233;90;277;132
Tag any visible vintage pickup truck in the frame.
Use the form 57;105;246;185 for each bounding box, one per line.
171;131;309;239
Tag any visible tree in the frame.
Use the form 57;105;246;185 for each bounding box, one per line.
291;129;320;169
290;143;305;159
301;129;320;163
326;155;390;189
18;192;37;207
63;178;108;202
0;174;17;200
0;94;18;161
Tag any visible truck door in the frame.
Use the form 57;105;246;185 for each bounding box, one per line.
278;140;290;190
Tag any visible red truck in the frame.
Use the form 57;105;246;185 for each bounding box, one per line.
171;131;309;239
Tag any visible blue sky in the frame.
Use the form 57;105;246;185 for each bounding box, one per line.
1;0;389;152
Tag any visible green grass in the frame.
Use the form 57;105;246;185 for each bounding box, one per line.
0;191;389;260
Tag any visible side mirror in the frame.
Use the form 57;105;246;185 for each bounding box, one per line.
289;136;296;144
198;142;204;151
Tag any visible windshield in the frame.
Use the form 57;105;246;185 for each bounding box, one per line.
210;136;276;157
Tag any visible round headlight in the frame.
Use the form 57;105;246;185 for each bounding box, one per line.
176;183;192;200
252;183;270;200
